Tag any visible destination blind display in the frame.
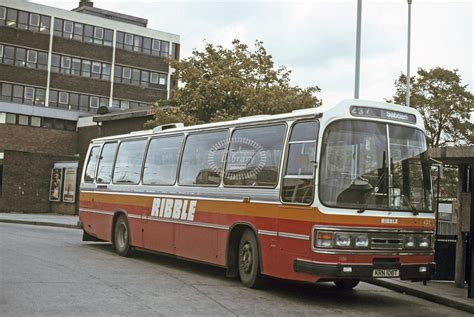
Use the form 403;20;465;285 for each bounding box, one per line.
350;106;417;124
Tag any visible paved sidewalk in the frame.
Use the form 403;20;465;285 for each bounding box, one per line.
0;212;79;229
1;212;472;312
367;278;473;313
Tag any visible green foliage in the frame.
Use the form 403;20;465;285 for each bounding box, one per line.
148;40;321;126
391;67;474;148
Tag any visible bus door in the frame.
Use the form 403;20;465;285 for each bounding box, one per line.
278;120;319;258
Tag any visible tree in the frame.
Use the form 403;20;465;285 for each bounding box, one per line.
148;40;321;126
391;67;473;148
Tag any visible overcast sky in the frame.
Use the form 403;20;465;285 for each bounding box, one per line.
34;0;473;107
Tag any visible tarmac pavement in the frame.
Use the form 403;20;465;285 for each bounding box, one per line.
1;212;472;314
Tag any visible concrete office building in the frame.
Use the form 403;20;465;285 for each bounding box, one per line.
0;0;180;214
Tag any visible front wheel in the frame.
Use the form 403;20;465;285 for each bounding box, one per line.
113;214;133;257
334;279;360;290
238;229;263;288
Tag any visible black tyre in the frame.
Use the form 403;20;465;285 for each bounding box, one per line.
238;229;263;288
113;214;133;257
334;279;360;290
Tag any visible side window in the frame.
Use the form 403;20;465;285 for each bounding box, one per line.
96;142;118;184
143;135;183;185
224;124;286;187
281;121;319;204
113;139;147;184
179;130;228;186
84;146;100;182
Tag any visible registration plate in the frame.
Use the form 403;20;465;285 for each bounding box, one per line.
373;269;400;278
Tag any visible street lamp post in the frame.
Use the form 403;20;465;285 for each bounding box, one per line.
354;0;362;99
406;0;413;107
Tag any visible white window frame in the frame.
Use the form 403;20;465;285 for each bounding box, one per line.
150;72;159;84
29;13;39;26
92;62;101;74
94;27;104;39
24;86;35;100
59;91;69;104
122;67;131;79
27;50;37;63
90;96;99;108
61;56;71;69
0;45;3;58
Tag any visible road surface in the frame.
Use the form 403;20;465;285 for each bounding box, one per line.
0;223;468;316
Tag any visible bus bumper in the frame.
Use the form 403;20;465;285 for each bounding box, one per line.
294;259;435;281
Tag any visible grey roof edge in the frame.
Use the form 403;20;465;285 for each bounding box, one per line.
72;6;148;27
0;101;86;121
92;109;154;122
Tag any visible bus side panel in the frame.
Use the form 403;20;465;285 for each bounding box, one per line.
174;225;219;264
143;219;175;255
80;209;113;242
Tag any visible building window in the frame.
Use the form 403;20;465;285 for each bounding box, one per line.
73;22;83;41
38;52;48;70
102;63;110;80
120;100;129;110
82;60;91;77
24;86;35;105
160;41;170;56
90;96;99;109
79;95;89;111
94;26;103;44
123;67;131;80
49;90;58;107
3;46;14;64
30;116;41;127
6;113;16;124
18;115;29;126
71;58;81;76
6;8;17;27
63;20;73;38
15;48;26;67
35;88;45;105
124;33;133;50
91;62;101;79
61;56;71;74
13;85;23;103
104;29;113;46
17;11;28;30
84;24;93;43
29;13;40;31
26;50;37;68
1;83;12;101
0;7;6;22
58;91;68;107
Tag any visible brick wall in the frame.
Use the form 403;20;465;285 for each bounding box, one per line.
0;150;77;214
0;124;78;156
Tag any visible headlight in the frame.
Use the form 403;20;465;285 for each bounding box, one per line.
405;236;416;248
418;236;431;248
355;235;369;247
335;233;351;247
316;231;334;248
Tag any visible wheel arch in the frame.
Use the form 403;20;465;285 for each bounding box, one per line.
111;209;129;243
226;222;263;278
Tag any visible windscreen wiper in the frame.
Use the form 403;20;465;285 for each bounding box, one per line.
400;194;419;215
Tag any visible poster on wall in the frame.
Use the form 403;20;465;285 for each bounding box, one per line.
62;168;77;203
49;168;63;202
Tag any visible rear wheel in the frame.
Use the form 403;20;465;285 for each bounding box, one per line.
113;214;132;257
238;229;263;288
334;279;360;290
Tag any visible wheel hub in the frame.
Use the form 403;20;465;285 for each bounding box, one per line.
240;243;252;273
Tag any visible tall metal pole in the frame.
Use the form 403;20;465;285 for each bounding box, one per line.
354;0;362;99
406;0;412;107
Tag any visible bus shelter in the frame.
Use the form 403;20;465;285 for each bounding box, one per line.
429;146;473;298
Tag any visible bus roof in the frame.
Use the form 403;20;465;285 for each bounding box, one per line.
89;99;425;143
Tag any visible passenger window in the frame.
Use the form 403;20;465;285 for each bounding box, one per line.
143;135;183;185
113;139;147;184
84;146;100;182
281;121;319;204
96;142;118;184
179;130;228;186
224;124;286;187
